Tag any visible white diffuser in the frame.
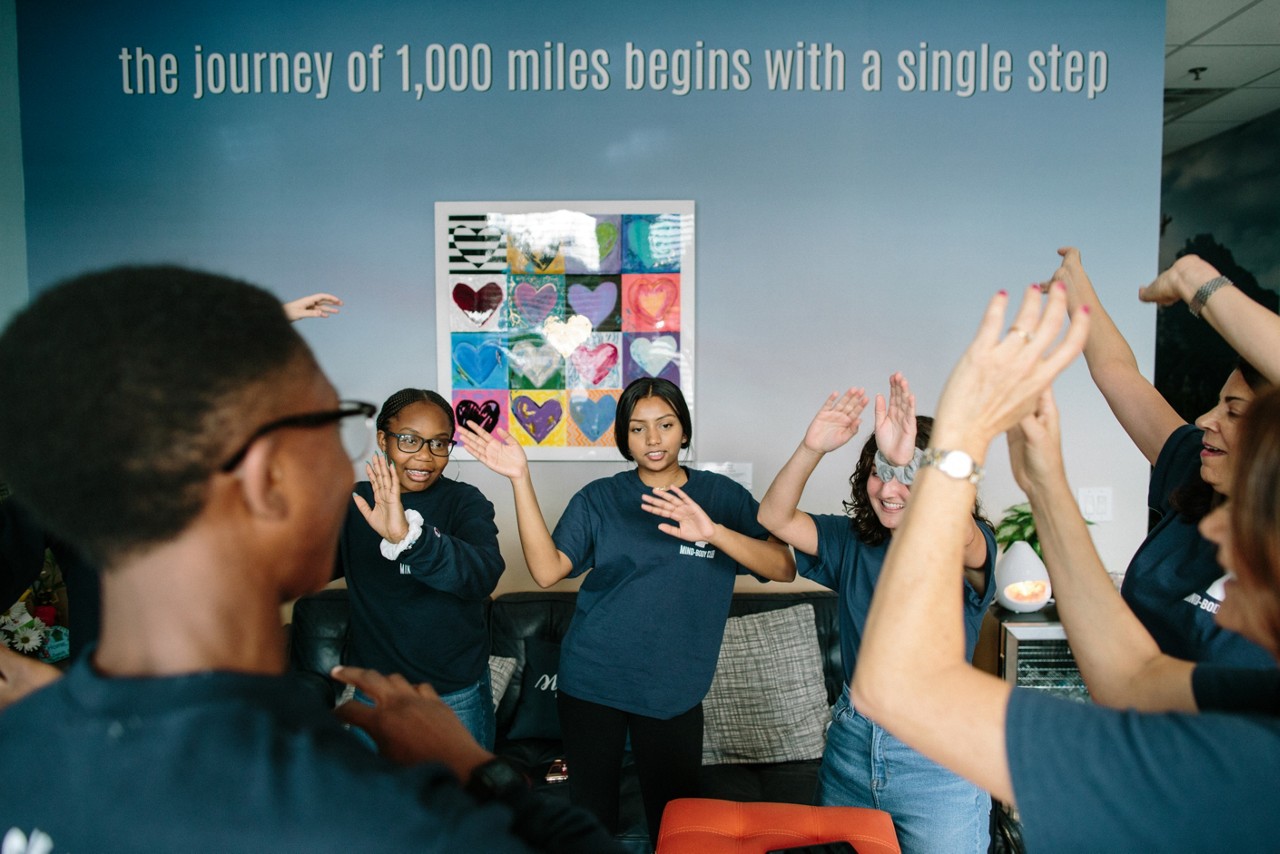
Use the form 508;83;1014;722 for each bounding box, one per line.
995;540;1052;613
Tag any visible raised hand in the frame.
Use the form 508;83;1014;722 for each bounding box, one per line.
282;292;343;321
352;452;410;543
802;387;868;455
873;373;916;466
332;665;491;776
1007;389;1068;496
458;423;529;481
640;485;717;543
1045;247;1096;313
1138;254;1223;307
932;283;1090;458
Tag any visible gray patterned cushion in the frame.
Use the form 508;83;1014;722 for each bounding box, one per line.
701;604;830;764
488;655;518;710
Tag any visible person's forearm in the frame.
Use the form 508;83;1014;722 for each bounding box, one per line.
1063;265;1182;462
1196;286;1280;384
1027;473;1197;711
851;460;1015;803
400;528;505;600
758;442;823;553
706;527;795;581
510;475;572;588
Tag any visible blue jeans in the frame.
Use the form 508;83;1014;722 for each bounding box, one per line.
351;672;495;753
816;688;990;854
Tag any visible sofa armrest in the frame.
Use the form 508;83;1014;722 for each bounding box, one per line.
288;588;352;704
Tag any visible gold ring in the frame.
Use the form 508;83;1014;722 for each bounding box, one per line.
1008;327;1033;343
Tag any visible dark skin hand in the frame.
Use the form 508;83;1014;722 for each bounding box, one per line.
332;665;492;779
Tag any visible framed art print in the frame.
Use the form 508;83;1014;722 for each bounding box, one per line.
437;200;695;460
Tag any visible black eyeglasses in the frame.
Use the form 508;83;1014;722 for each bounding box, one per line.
385;433;456;457
220;400;377;472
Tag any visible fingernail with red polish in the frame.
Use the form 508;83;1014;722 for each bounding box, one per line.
997;289;1008;297
1081;305;1091;314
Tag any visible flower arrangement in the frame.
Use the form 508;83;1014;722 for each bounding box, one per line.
1;602;47;652
0;601;68;662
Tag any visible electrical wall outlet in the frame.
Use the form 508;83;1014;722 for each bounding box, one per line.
1078;487;1113;523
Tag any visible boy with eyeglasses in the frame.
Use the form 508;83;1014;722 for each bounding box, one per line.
0;266;617;853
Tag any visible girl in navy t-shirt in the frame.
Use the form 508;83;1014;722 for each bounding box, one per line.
759;373;996;853
461;377;794;841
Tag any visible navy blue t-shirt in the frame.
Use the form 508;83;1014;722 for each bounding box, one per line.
796;513;995;683
1193;664;1280;715
338;477;504;693
0;655;618;852
552;467;770;719
1006;688;1280;851
1122;424;1274;668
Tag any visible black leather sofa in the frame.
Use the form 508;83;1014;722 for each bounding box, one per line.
288;587;842;853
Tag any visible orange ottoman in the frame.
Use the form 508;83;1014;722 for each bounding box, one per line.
655;798;901;854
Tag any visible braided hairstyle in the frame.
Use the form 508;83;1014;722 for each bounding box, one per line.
377;388;455;435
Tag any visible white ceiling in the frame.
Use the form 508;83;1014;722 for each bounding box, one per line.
1164;0;1280;153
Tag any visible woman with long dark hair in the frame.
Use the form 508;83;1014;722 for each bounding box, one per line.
1052;248;1279;667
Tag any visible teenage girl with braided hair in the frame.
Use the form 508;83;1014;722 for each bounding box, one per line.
758;373;996;854
337;388;504;748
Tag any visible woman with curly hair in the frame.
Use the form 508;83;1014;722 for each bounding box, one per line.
759;372;996;854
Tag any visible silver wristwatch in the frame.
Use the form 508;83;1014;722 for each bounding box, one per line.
1189;276;1231;319
921;448;983;484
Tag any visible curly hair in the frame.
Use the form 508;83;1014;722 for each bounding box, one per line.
0;266;308;568
842;415;989;545
376;388;455;435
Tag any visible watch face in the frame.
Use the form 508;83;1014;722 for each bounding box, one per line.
938;451;972;479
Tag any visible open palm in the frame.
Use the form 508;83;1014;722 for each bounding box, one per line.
459;423;529;480
874;373;916;466
803;387;868;454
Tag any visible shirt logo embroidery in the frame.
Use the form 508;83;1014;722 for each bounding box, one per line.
399;563;411;575
4;828;55;854
1183;573;1230;614
679;543;717;559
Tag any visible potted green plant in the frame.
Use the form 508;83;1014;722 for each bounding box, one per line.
995;502;1041;558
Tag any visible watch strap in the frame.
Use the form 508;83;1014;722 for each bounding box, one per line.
465;757;530;804
1189;276;1231;319
921;448;984;485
